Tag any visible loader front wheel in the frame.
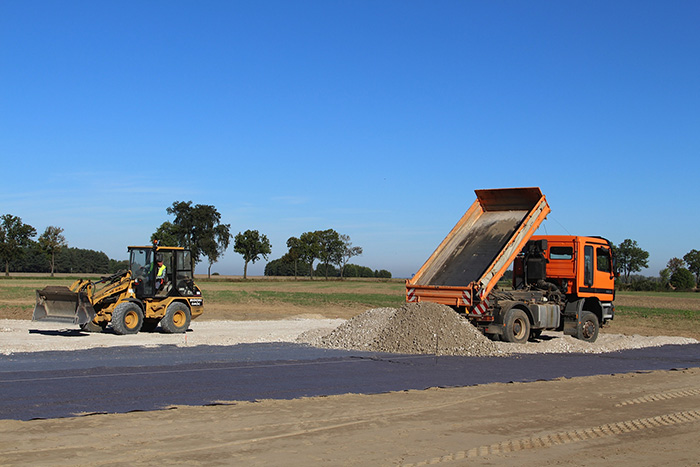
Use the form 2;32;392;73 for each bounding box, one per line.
112;302;143;335
502;308;530;344
161;302;191;334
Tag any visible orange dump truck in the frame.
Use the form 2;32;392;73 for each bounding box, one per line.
406;187;615;343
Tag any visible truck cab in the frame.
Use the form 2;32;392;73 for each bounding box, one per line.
513;235;616;339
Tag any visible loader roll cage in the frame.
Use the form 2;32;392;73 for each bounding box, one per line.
128;245;198;300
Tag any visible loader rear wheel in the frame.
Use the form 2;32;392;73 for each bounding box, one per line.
161;302;191;334
502;308;530;344
576;311;599;343
112;302;143;335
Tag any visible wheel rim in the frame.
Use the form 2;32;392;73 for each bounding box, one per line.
124;310;139;329
513;318;527;340
172;310;186;328
582;320;596;339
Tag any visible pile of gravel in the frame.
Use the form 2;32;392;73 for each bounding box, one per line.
302;302;506;357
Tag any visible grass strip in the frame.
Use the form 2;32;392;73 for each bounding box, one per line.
615;306;699;321
204;289;405;308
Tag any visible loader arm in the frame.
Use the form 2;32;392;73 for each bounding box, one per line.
32;271;131;326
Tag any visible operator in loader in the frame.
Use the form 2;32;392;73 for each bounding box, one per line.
155;257;167;291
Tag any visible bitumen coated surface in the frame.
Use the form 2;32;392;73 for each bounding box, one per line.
1;343;699;421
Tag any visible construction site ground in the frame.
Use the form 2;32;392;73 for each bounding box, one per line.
1;310;699;465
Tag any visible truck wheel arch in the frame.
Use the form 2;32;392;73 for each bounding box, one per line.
582;297;604;324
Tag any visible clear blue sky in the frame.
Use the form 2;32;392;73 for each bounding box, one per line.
2;1;698;278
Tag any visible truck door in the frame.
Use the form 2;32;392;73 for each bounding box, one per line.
581;242;615;296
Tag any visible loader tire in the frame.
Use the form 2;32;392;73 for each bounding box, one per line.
161;302;191;334
81;320;106;333
111;302;143;335
502;308;530;344
576;311;599;343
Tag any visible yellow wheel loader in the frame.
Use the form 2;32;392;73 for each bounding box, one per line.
32;243;204;334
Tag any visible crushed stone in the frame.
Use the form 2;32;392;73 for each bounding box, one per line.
303;302;507;357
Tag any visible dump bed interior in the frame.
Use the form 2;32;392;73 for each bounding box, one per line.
422;210;529;286
410;187;548;289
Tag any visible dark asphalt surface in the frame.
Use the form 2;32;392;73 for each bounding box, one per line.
1;343;699;421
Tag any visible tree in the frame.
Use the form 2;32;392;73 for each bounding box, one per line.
337;234;363;278
343;264;375;278
151;221;179;247
38;226;67;277
286;236;303;279
666;257;685;275
202;223;232;278
298;231;321;279
0;214;37;276
375;269;392;278
317;229;344;280
614;239;649;283
234;230;272;279
683;249;700;286
670;268;695;290
264;254;310;277
166;201;231;271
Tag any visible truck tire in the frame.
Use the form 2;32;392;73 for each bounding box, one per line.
161;302;191;334
112;302;143;335
503;308;530;344
576;311;599;342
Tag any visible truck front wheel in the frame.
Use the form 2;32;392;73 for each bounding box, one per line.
503;309;530;344
577;311;599;342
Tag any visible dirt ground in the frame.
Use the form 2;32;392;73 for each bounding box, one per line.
1;368;698;466
1;281;699;465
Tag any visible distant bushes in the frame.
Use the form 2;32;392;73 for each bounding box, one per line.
9;244;120;274
617;273;697;292
264;257;391;279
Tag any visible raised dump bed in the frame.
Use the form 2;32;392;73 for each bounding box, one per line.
406;187;550;310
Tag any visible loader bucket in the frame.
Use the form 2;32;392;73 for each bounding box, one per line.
32;286;96;326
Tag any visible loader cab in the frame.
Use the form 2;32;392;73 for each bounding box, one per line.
129;246;200;299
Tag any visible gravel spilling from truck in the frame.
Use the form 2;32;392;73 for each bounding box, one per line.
304;302;507;357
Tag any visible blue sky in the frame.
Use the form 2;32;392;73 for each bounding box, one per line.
1;0;698;278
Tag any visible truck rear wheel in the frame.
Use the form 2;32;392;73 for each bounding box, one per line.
577;311;599;342
112;302;143;335
503;309;530;344
161;302;191;334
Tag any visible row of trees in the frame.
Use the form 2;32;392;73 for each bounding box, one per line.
264;229;386;279
265;259;392;278
2;205;387;279
152;203;385;279
0;214;131;275
0;215;70;276
614;239;699;291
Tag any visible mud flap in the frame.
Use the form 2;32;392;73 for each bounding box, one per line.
32;286;96;326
